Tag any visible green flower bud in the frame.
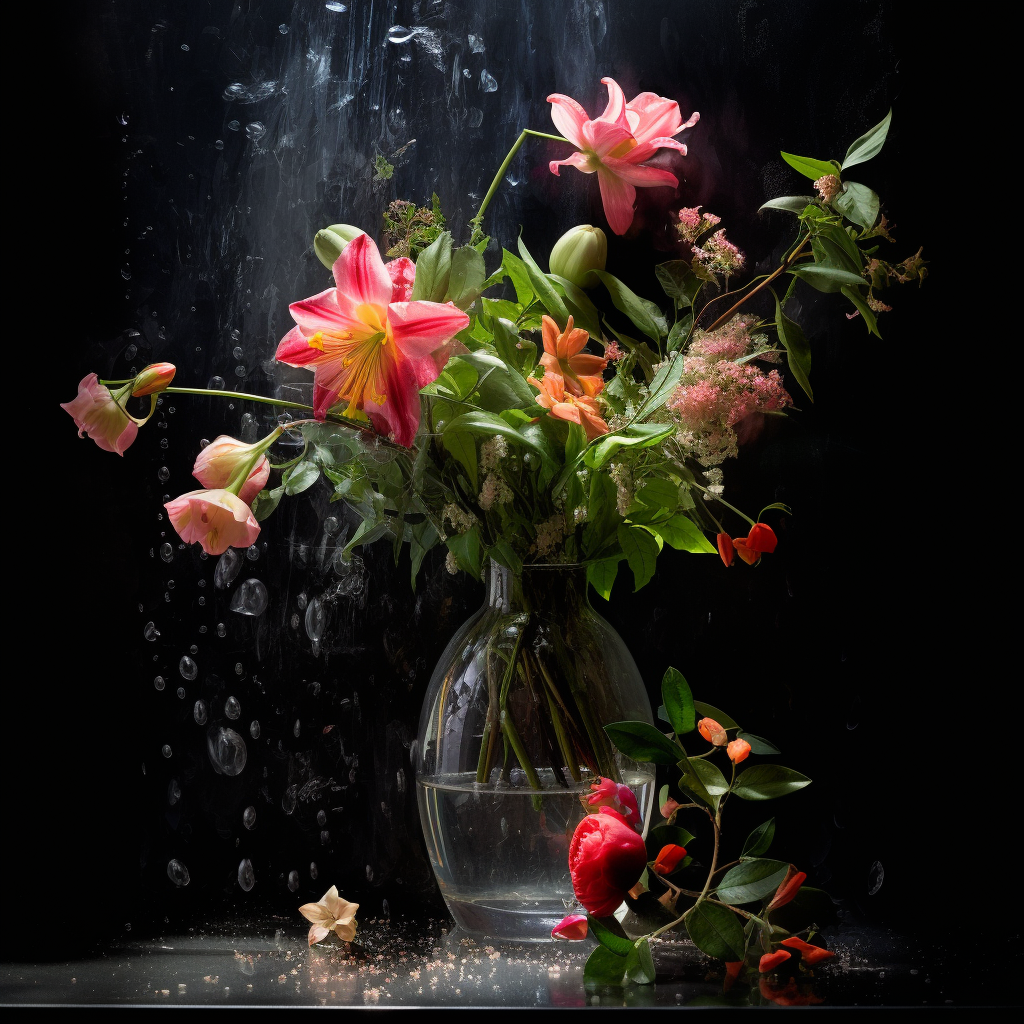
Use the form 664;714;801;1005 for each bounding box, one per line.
548;224;607;288
313;224;366;269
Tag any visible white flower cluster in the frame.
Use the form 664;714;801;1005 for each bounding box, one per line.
478;435;512;511
443;503;477;534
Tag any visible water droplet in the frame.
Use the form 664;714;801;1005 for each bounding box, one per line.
249;720;261;739
323;516;339;535
278;23;288;34
234;662;244;676
287;870;299;891
206;727;247;775
154;675;165;691
180;43;190;51
244;122;266;141
225;696;241;720
167;859;190;886
281;785;298;815
161;744;173;758
121;266;132;280
215;548;242;589
160;542;174;562
310;862;318;880
245;544;259;562
320;830;330;845
214;138;224;150
365;864;373;882
194;700;207;725
144;621;161;641
179;655;198;681
223;82;246;101
297;592;308;611
382;898;390;918
466;107;483;129
217;623;227;637
168;779;181;805
237;858;255;891
125;342;138;359
868;860;884;895
325;1;347;10
230;579;268;616
468;33;484;52
234;365;246;377
232;345;244;360
480;69;497;92
305;597;325;640
317;810;327;826
243;806;256;829
176;687;185;699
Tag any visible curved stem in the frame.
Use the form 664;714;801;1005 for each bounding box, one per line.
693;483;757;529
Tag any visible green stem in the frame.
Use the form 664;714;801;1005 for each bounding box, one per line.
500;710;542;790
476;653;500;784
693;483;757;529
472;129;570;230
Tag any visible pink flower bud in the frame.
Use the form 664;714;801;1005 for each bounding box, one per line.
60;373;138;455
193;435;271;505
550;914;588;941
164;489;260;556
587;777;642;832
131;362;177;397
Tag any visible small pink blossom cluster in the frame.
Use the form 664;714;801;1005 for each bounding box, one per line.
814;174;841;203
603;340;626;362
676;206;721;244
692;228;746;275
668;321;792;465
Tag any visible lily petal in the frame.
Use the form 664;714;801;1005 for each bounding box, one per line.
387;301;470;359
546;93;589;149
601;158;679;189
629;136;688;164
596;168;637;235
598;77;630;128
275;325;322;367
582;118;635;160
549;151;593;176
288;289;375;341
307;924;331;946
334;233;393;310
626;92;684;142
366;354;425;446
387;256;416;302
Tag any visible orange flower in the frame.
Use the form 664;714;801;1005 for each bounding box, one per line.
727;738;751;763
780;937;835;966
766;865;807;911
745;522;778;553
717;533;735;567
759;978;823;1006
723;961;744;993
697;717;728;746
652;843;687;875
732;536;760;565
758;949;792;973
539;314;607;397
528;371;609;441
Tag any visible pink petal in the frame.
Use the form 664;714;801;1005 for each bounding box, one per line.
601;158;678;190
625;92;683;142
308;924;331;946
551;914;589;941
387;301;470;359
629;136;688;164
597;168;637;235
549;151;593;176
238;457;271;505
582;118;635;159
334;233;393;309
288;288;368;337
366;356;423;447
275;325;322;367
546;93;588;148
387;256;416;302
598;78;629;128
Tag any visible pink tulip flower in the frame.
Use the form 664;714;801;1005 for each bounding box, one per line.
192;435;271;505
164;488;261;556
60;373;138;455
275;234;469;446
548;77;699;235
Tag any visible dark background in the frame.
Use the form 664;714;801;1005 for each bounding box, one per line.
12;0;992;961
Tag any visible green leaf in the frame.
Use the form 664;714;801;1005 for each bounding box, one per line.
741;819;776;859
460;349;535;409
790;263;867;293
446;526;482;578
589;915;633;956
446;246;487;309
501;248;535;307
490;317;536;376
779;151;838;182
587;558;620;601
625;938;656;985
409;520;439;590
617;524;660;592
411;231;453;302
481;297;523;324
693;702;739;730
688;757;730;809
423;356;479;400
759;195;816;214
841;109;892;171
666;314;692;353
774;291;813;403
444;409;554;469
732;764;811;801
517;236;570;324
440;427;478;490
548;274;604;340
812;223;863;273
716;859;790;904
603;721;680;765
736;732;780;755
584;422;675;470
686;900;745;960
635;477;679;511
283;461;321;496
834;180;880;230
647;515;716;553
593;270;662;343
584;945;627;986
841;285;881;338
251;485;285;522
655;261;701;306
634;353;684;419
661;667;695;737
583;470;619;557
646;824;695;861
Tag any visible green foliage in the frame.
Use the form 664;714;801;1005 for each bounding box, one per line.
715;859;790;904
686;900;746;960
779;151;839;181
741;818;776;859
604;720;681;765
584;945;628;986
841;109;892;171
661;666;695;736
381;194;446;258
732;764;812;801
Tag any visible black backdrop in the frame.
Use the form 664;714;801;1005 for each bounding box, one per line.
12;0;995;961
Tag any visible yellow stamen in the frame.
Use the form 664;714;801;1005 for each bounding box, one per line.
309;332;325;352
607;138;639;160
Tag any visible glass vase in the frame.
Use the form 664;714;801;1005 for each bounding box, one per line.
415;560;655;941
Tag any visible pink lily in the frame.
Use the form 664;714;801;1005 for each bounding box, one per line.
192;435;271;506
548;77;699;235
60;373;138;455
164;488;261;556
275;234;469;446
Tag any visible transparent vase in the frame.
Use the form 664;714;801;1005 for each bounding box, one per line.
415;560;655;941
